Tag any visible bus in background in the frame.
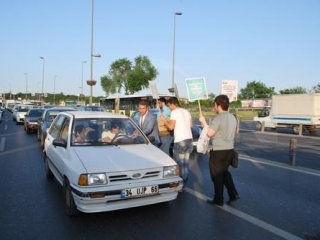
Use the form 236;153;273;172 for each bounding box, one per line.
64;101;78;108
99;94;172;116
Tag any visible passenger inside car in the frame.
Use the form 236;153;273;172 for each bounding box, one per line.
74;125;86;143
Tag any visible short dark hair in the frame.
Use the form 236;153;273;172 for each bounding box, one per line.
75;125;85;134
168;97;180;107
214;95;229;111
158;97;167;104
139;100;149;107
111;121;121;129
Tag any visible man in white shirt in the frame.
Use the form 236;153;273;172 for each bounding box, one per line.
161;97;193;182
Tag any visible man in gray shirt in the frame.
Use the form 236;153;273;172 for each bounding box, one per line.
199;94;239;206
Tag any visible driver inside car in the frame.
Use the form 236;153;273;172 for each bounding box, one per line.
101;121;122;143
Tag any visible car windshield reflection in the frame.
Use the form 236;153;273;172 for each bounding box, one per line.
71;118;147;146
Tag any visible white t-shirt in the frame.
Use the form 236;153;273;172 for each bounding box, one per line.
170;107;192;143
101;131;115;140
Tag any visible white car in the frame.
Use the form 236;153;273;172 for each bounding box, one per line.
44;111;183;216
12;104;34;124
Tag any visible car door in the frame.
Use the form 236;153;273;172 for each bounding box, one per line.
46;115;70;184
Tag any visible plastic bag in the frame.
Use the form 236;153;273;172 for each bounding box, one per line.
196;125;210;154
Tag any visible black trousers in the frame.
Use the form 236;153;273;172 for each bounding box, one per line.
209;149;238;204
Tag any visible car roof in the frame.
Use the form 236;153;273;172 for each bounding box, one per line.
45;107;76;112
61;111;128;119
28;108;44;112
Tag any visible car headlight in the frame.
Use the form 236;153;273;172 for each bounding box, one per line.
78;173;108;186
163;165;179;178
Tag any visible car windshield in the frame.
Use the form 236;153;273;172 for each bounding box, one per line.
29;109;44;117
18;106;33;112
45;111;62;122
45;109;75;122
71;118;148;146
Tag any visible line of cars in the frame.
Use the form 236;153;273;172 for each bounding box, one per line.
12;105;185;216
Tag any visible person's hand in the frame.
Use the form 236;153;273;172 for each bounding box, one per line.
102;136;111;143
159;115;166;121
199;115;207;127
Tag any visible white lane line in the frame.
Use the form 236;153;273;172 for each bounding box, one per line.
184;187;303;240
0;143;38;156
240;155;320;177
0;137;6;152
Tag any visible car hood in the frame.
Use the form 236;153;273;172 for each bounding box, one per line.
73;144;175;173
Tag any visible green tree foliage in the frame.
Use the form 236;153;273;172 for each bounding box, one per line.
239;81;275;99
200;92;215;108
101;56;158;95
312;82;320;93
279;87;306;94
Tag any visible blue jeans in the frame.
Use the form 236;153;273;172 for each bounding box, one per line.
173;139;193;181
159;135;173;156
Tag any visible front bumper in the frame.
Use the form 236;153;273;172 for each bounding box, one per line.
71;178;183;213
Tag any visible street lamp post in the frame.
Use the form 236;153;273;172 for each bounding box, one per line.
170;12;182;96
88;0;101;106
24;73;28;100
40;57;45;102
53;75;57;105
81;60;87;102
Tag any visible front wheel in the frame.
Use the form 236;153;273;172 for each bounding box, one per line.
63;180;79;217
37;129;41;141
255;122;262;131
40;134;45;148
292;125;300;134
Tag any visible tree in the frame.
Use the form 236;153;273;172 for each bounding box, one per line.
279;87;306;94
239;81;275;99
101;56;158;95
312;82;320;93
200;92;215;108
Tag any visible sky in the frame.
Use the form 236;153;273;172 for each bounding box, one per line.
0;0;319;98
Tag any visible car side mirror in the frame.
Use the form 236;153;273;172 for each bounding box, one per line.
53;139;67;148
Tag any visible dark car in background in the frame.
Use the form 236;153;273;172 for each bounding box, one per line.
37;107;76;148
24;108;45;134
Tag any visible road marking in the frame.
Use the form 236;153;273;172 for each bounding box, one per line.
240;128;320;140
0;137;6;152
0;143;39;156
184;187;303;240
240;155;320;177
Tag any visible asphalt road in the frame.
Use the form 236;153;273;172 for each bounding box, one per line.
0;111;319;240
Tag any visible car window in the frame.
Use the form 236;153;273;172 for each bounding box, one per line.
49;115;66;139
59;118;70;142
71;118;148;146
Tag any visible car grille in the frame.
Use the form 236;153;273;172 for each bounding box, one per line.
108;170;161;183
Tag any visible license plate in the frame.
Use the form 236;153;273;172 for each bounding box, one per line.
121;185;159;198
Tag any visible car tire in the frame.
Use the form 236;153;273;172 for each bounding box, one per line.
37;130;41;141
63;179;79;217
255;122;262;131
293;125;300;134
40;135;45;148
44;156;54;180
